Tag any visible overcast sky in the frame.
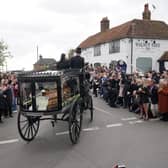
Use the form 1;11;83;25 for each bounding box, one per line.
0;0;167;70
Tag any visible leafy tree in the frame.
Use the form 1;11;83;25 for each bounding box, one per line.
0;40;12;67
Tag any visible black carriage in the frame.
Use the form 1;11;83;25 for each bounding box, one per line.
17;69;93;144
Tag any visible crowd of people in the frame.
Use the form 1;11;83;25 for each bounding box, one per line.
86;65;168;121
0;72;18;123
0;46;168;123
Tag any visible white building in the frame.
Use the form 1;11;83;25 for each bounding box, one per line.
79;4;168;73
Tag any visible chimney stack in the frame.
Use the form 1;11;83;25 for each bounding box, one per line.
101;17;110;32
142;3;151;20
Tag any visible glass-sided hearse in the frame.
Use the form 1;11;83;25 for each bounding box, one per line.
17;69;93;144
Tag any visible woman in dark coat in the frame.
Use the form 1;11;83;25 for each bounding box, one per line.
57;53;70;70
0;90;8;122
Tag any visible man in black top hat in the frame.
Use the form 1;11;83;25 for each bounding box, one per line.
70;47;84;69
70;47;85;98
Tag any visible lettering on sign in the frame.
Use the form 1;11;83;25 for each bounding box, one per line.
135;40;160;50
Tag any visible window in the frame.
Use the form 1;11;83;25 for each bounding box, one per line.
62;76;79;107
35;82;58;111
20;82;33;111
94;45;101;56
136;57;152;73
109;40;120;53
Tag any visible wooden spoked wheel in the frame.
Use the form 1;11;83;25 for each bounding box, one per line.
69;100;83;144
17;111;40;142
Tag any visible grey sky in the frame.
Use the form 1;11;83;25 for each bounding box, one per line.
0;0;167;70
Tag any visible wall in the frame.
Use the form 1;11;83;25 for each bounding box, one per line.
81;38;168;73
132;39;168;72
82;39;129;67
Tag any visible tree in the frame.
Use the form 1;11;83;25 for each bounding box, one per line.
0;40;12;68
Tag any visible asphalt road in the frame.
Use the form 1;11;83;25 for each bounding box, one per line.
0;96;168;168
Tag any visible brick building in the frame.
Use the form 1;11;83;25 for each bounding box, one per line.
33;55;57;71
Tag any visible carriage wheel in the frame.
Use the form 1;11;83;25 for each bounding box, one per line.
88;95;93;122
17;111;40;142
69;100;83;144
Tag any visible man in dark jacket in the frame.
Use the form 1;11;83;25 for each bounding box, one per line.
108;74;118;107
3;80;13;117
70;47;84;69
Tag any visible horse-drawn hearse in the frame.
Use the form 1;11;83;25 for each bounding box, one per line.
17;69;93;144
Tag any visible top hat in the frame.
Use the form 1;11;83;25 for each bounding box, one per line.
61;53;66;57
76;47;81;54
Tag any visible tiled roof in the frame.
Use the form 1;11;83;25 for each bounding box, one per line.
158;51;168;61
79;19;168;49
34;58;57;65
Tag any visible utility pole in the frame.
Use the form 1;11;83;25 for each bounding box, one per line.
37;45;39;61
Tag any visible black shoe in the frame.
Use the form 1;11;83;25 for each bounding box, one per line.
9;115;13;118
0;120;3;123
110;104;117;108
152;116;157;119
